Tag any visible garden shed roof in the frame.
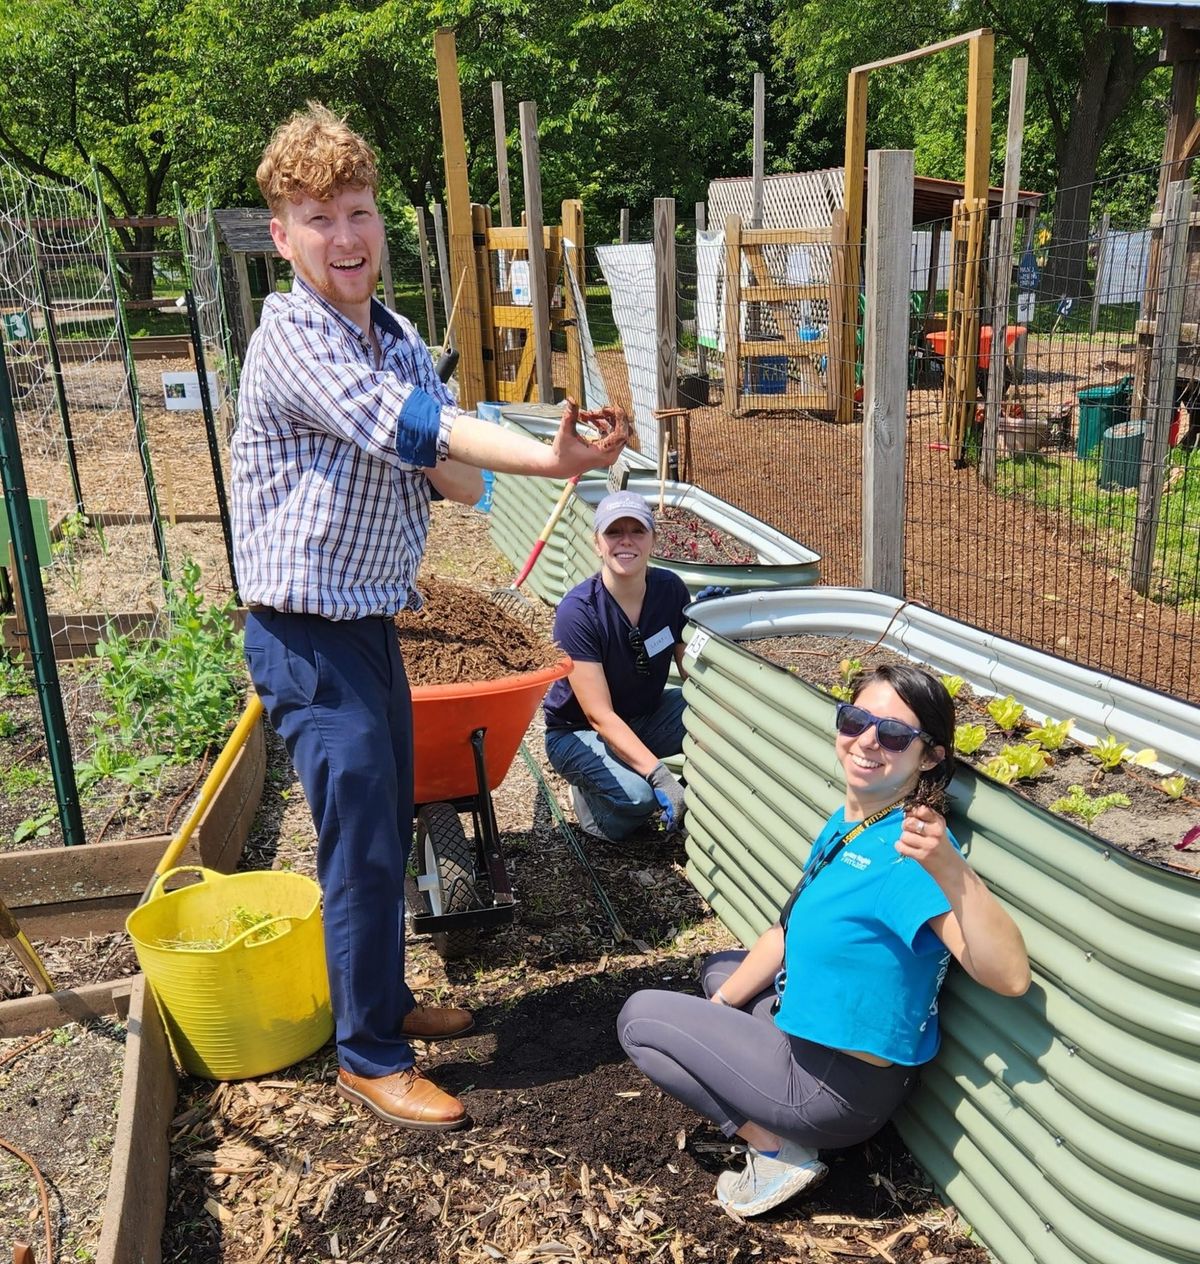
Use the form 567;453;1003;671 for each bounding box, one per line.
212;208;275;255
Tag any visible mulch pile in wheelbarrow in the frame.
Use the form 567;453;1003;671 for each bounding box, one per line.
395;576;563;686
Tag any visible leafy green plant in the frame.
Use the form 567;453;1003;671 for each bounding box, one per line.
1092;734;1130;771
940;674;964;700
1;765;49;796
954;723;987;756
0;711;15;739
829;657;863;702
1026;716;1074;751
999;743;1051;780
13;808;56;845
980;755;1021;785
1157;775;1188;800
1050;785;1132;824
85;559;244;778
0;652;33;699
986;695;1025;731
980;744;1050;785
1128;748;1158;767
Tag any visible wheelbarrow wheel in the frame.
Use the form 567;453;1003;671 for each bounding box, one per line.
416;803;480;961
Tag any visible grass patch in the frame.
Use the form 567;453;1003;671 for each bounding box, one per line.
995;446;1200;606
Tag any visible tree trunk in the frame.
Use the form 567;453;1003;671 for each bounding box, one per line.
1043;29;1155;299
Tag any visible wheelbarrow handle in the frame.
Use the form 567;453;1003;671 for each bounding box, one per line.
511;474;581;588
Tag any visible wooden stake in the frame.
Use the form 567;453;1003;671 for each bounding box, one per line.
435;28;485;408
519;101;553;404
415;208;438;346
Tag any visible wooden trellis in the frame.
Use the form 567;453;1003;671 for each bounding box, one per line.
942;197;988;462
470;200;584;405
722;214;832;414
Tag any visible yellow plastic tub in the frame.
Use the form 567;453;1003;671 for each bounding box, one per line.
126;866;333;1080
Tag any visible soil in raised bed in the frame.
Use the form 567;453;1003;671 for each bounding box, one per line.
0;1019;126;1261
745;633;1200;878
652;506;756;566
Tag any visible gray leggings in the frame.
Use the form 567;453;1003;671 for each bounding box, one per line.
617;950;916;1149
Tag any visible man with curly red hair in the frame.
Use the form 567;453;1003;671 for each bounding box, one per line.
232;103;627;1130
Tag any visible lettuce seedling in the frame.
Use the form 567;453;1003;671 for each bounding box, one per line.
954;723;987;756
981;755;1021;785
1050;785;1131;824
1158;775;1188;800
1026;717;1074;751
1092;734;1129;771
986;695;1025;731
997;743;1051;779
940;675;965;700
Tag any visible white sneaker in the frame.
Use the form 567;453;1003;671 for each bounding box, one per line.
715;1141;828;1216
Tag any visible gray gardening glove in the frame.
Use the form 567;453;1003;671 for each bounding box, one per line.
646;762;686;831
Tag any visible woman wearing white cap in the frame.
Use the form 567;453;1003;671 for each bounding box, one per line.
543;491;690;841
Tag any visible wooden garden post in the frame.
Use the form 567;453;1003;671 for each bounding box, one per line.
432;201;453;339
435;28;485;407
619;209;630;244
519;101;554;405
654;198;679;458
1131;178;1191;595
414;208;438;346
981;56;1027;488
861;150;914;597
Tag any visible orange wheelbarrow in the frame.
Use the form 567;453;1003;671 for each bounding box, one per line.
408;656;571;959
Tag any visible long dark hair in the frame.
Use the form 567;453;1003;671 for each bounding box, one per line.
851;663;956;807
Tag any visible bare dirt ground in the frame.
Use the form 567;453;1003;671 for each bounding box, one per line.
159;502;989;1264
591;340;1200;703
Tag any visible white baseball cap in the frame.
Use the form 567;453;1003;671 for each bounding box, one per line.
594;491;655;535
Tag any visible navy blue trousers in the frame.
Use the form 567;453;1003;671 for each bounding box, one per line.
244;609;416;1078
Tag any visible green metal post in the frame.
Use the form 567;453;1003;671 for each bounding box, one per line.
184;287;239;602
0;330;87;846
93;165;169;588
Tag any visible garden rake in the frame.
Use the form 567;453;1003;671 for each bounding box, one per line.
489;473;581;622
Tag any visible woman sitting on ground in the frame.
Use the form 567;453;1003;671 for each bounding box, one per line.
617;664;1030;1216
543;491;690;842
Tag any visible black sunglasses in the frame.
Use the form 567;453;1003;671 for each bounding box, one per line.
627;626;650;676
835;702;933;754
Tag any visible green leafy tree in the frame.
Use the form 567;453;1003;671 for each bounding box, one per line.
775;0;1163;295
0;0;193;298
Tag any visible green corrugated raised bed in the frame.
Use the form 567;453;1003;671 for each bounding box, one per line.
488;407;820;604
680;587;1200;1264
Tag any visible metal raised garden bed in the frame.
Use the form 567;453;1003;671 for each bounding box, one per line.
488;408;820;604
679;587;1199;1264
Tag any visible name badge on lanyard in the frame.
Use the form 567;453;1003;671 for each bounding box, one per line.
643;626;674;658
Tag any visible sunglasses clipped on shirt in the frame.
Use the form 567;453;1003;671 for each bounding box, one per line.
834;702;934;754
627;626;651;676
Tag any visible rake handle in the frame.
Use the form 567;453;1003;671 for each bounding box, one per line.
511;474;581;588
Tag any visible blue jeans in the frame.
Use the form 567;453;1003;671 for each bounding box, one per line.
544;687;685;840
244;609;416;1079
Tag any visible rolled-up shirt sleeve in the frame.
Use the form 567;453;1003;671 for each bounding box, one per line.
259;312;460;466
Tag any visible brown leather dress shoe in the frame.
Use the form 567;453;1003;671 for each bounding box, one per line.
336;1068;467;1130
401;1004;475;1040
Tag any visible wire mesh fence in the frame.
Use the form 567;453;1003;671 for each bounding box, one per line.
557;165;1198;704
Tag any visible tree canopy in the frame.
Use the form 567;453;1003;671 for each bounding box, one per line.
0;0;1176;293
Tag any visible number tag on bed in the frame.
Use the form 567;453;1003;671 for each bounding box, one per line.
685;629;710;660
643;627;674;658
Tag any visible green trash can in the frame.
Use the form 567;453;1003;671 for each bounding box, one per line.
1076;375;1133;459
1099;420;1145;490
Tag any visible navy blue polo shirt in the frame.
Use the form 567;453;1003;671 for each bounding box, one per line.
543;569;690;731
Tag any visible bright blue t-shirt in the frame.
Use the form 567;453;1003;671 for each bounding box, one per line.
543;569;689;731
774;807;957;1066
